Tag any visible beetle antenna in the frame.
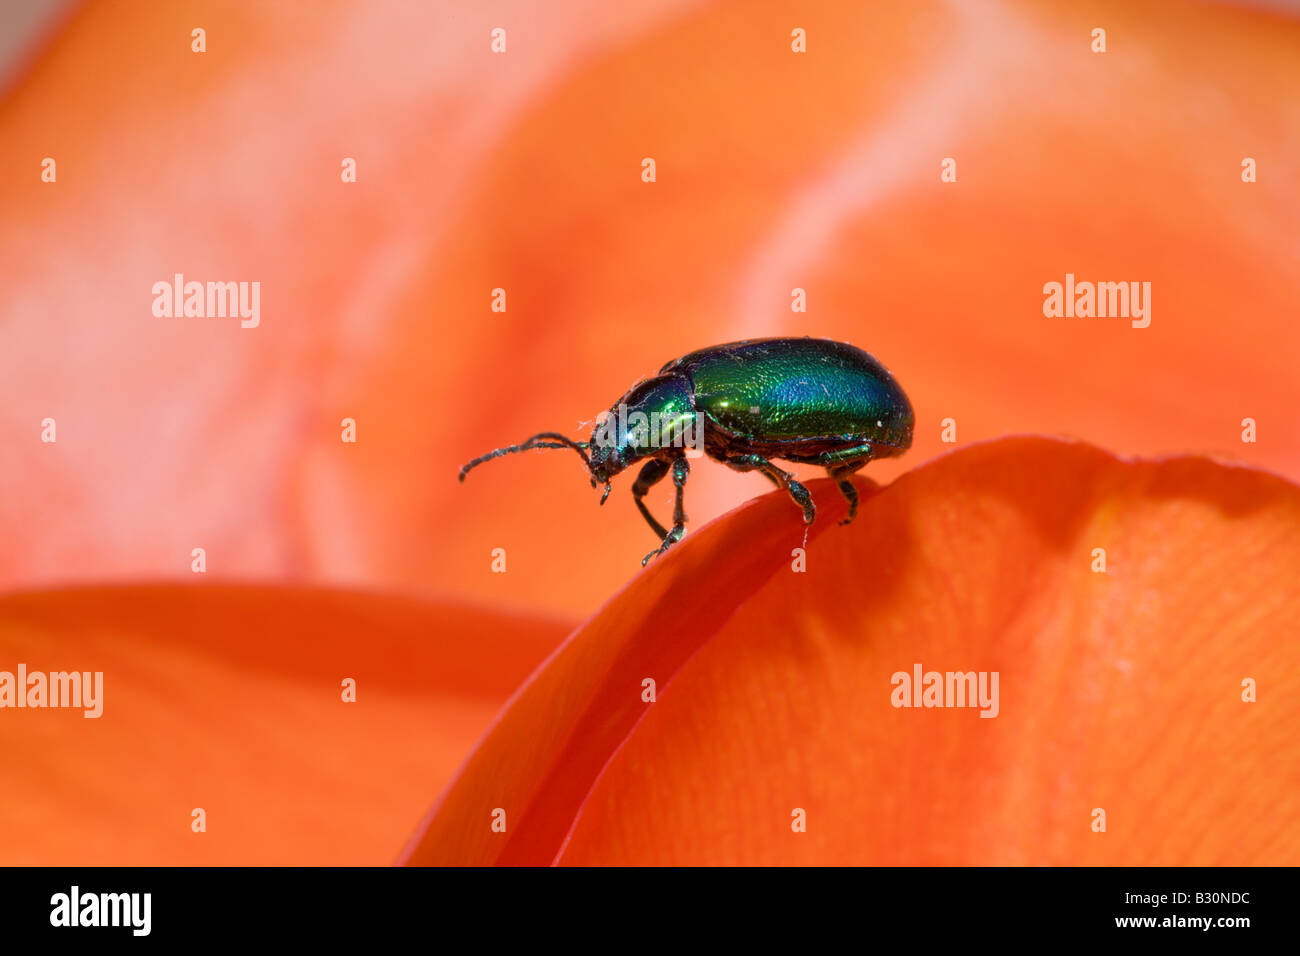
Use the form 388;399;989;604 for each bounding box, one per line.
459;432;592;482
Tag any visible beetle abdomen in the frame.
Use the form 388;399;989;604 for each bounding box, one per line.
663;337;914;451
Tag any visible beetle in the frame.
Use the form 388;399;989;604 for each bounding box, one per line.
458;336;914;565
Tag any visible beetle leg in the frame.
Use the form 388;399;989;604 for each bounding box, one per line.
642;458;689;565
724;454;815;525
631;459;672;540
826;461;868;525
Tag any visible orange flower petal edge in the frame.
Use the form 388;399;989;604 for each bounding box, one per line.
402;437;1300;865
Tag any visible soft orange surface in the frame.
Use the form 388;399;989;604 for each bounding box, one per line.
405;439;1300;865
2;0;1297;620
0;586;569;864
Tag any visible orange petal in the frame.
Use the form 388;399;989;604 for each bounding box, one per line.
404;437;1300;865
0;586;569;865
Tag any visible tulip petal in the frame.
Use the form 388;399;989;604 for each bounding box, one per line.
0;586;569;864
404;437;1300;865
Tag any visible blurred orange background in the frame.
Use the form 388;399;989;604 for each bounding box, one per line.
3;0;1296;618
1;0;1297;865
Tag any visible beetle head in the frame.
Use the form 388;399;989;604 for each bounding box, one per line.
587;407;636;481
588;373;697;490
458;373;698;508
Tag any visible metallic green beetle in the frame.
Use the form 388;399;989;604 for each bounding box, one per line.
459;336;914;565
